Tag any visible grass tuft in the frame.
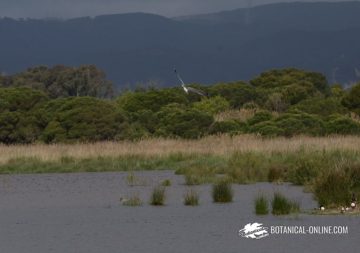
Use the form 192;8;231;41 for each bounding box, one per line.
121;195;142;206
161;179;172;186
255;194;269;215
184;189;199;206
150;185;166;206
271;192;300;215
212;179;233;203
126;171;137;186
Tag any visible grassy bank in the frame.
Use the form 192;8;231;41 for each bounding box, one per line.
1;135;360;164
0;135;360;176
1;135;359;208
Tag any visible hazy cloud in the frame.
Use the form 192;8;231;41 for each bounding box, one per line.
0;0;355;19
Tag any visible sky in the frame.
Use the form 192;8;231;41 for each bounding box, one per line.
0;0;355;19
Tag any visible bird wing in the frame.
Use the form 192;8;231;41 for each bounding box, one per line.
187;87;207;97
174;69;186;86
174;68;207;97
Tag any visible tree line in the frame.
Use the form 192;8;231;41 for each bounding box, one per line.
1;65;360;144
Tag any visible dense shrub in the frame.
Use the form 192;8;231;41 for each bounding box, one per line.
208;82;257;108
117;88;188;113
250;121;284;137
7;65;114;98
0;111;42;144
127;109;157;134
274;112;325;136
41;97;128;143
291;97;348;117
209;120;244;134
250;68;329;94
0;87;48;113
265;92;289;112
281;82;318;105
325;115;360;135
247;111;273;126
193;96;230;115
1;67;360;143
155;103;213;139
342;83;360;115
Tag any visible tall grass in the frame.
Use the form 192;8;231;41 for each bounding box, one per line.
1;136;360;207
212;179;233;203
1;136;360;165
150;186;166;206
215;109;256;122
314;170;352;207
184;189;199;206
255;195;269;215
271;192;300;215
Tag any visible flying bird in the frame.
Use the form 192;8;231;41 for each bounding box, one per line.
174;69;208;97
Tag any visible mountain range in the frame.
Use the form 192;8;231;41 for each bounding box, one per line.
1;1;360;88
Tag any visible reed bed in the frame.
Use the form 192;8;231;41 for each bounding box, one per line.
1;135;360;164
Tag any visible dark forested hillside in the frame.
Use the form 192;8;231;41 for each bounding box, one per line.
1;2;360;87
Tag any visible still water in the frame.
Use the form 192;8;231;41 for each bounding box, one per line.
0;171;358;253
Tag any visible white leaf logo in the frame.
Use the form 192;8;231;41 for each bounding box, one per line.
239;223;269;239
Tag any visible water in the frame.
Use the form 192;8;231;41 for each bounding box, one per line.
0;171;359;253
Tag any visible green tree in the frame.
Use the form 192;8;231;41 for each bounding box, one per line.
0;111;41;144
325;115;360;135
290;97;348;117
342;83;360;115
9;65;114;98
251;68;329;94
265;92;289;112
193;96;230;115
117;88;188;113
247;111;273;126
208;82;257;108
155;103;213;139
0;87;48;113
274;112;325;136
41;97;128;143
331;84;345;98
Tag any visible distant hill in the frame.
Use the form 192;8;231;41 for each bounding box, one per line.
1;1;360;88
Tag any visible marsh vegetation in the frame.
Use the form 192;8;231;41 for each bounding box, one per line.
271;192;300;215
0;135;359;208
255;194;269;215
212;179;233;203
150;185;166;206
183;189;199;206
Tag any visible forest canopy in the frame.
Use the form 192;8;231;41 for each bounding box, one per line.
0;66;360;144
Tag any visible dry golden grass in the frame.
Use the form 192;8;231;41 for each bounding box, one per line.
215;109;256;122
1;135;360;164
215;109;279;122
351;112;360;124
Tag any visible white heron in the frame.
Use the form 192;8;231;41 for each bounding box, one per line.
174;69;208;97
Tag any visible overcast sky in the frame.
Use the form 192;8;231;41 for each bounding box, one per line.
0;0;355;19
